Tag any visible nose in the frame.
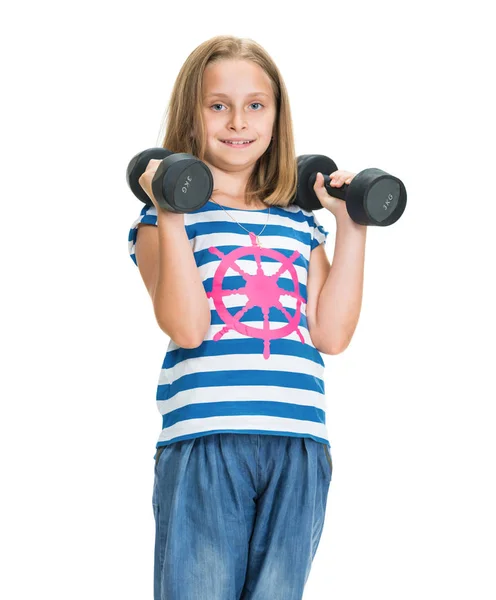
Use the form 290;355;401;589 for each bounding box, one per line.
228;107;247;131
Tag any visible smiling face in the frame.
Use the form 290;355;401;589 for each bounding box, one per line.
201;59;277;174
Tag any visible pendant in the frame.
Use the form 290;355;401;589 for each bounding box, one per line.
249;231;263;248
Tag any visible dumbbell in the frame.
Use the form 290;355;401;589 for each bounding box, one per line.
293;154;407;226
127;148;407;225
126;147;213;213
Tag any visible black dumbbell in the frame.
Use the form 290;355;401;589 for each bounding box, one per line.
127;148;407;224
126;147;213;213
293;154;407;226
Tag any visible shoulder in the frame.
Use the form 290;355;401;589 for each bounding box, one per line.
128;204;158;266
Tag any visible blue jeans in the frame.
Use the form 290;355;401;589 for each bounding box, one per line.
152;433;333;599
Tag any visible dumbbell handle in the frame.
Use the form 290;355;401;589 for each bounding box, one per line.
308;172;348;201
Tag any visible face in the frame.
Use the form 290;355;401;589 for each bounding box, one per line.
200;59;277;172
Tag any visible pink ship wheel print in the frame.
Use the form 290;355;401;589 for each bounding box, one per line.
207;232;306;359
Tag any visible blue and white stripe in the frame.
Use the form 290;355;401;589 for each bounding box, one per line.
128;201;331;448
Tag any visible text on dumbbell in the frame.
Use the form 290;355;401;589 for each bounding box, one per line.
182;175;193;194
383;193;394;211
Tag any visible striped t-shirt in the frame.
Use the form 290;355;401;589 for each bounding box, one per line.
128;200;331;450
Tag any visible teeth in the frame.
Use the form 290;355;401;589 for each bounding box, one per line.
223;140;252;145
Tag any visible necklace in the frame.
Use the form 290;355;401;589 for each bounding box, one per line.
209;197;271;248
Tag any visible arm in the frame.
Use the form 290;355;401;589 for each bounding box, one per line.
307;209;367;354
135;210;211;348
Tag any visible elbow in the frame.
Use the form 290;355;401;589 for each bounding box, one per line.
330;336;353;355
184;306;211;348
320;325;357;355
182;322;211;348
318;343;345;355
316;335;350;355
328;334;352;354
160;309;211;349
180;334;206;349
158;325;206;349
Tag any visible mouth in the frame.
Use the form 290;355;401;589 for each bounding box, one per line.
220;139;255;147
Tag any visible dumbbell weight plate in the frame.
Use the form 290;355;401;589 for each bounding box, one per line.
126;147;172;205
293;154;339;212
346;168;407;226
152;153;214;213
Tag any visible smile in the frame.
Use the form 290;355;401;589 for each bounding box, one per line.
220;140;255;147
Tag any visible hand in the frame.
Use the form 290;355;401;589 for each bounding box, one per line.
138;159;162;211
313;170;356;218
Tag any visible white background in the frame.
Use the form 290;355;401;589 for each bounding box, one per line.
2;1;495;598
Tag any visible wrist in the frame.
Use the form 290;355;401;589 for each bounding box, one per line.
157;208;185;223
335;206;366;231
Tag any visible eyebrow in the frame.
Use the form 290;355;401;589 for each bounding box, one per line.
204;92;270;98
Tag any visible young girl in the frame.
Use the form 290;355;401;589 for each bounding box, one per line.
128;35;366;600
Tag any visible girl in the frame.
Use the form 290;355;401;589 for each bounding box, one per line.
128;35;366;600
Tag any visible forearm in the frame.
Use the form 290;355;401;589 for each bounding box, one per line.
153;210;210;347
317;210;367;353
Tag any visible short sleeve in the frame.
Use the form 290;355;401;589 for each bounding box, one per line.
311;212;329;251
128;204;158;266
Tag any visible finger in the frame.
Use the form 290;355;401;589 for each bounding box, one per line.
332;173;352;186
146;158;162;170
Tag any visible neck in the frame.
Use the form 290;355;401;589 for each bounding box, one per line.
211;190;267;210
202;157;254;199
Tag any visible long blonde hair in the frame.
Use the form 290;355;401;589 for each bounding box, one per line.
156;35;297;208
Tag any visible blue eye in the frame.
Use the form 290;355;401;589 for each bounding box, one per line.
211;102;263;111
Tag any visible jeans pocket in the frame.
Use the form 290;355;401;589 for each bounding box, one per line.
323;444;333;480
154;446;166;473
